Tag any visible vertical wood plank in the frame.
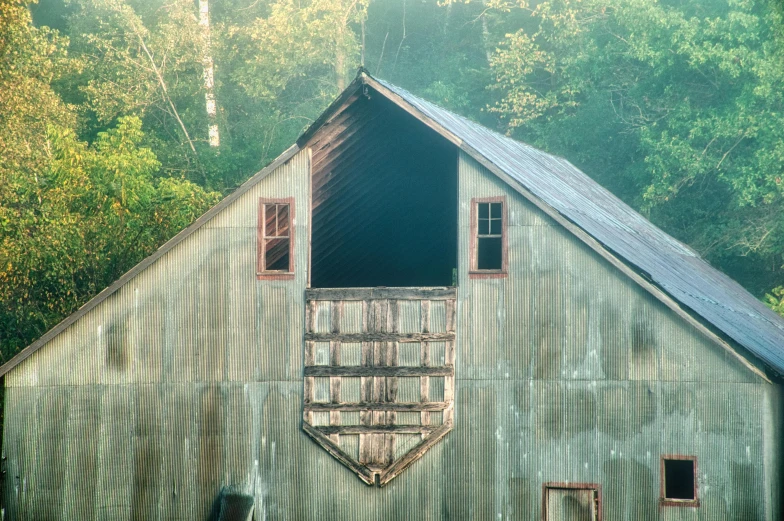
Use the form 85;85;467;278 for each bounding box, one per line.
304;298;316;425
445;298;455;333
386;343;399;403
443;374;454;426
385;299;398;466
331;300;343;334
374;342;385;368
372;300;388;468
383;433;394;469
374;299;385;333
420;299;432;426
387;299;399;406
444;296;456;425
422;341;431;367
305;299;315;333
303;376;314;424
359;298;372;465
330;377;341;403
304;341;315;366
388;300;399;334
329;391;341;445
420;375;431;426
420;299;431;334
364;299;375;334
330;341;340;366
305;298;316;416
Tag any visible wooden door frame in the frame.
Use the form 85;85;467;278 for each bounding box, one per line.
542;482;602;521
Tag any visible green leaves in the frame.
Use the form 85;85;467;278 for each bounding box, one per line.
0;107;218;360
489;0;784;294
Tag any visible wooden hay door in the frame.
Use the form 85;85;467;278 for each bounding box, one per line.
302;287;456;486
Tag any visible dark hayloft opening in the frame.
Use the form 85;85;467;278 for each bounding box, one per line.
310;91;457;288
664;458;695;500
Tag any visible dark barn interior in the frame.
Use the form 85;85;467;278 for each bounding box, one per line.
310;90;457;288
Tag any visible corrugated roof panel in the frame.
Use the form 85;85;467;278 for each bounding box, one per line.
372;76;784;375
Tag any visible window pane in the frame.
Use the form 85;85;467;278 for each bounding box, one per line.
265;238;290;271
265;204;277;237
664;459;695;500
277;204;290;237
478;202;489;219
490;202;502;218
478;218;489;235
477;237;502;270
490;218;502;235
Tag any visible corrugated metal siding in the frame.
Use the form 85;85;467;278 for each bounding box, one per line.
2;102;782;520
3;149;308;520
455;152;782;519
457;152;759;384
6;150;310;388
5;380;777;520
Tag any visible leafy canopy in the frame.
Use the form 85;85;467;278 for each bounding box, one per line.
489;0;784;294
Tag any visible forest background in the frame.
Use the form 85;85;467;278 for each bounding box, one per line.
2;0;784;363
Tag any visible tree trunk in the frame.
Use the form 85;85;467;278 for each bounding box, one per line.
336;24;346;91
481;2;492;65
199;0;220;147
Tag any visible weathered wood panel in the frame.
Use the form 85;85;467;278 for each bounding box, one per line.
302;288;456;486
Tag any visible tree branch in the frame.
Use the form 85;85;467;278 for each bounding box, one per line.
125;15;197;154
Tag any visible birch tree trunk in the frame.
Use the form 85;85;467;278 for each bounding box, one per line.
336;23;346;91
199;0;220;147
481;0;492;65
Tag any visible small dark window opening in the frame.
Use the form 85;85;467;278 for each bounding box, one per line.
477;202;503;270
471;197;507;278
258;199;294;279
663;458;696;502
264;203;290;270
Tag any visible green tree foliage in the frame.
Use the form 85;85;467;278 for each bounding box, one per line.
216;0;369;171
64;0;215;181
0;2;219;360
764;286;784;317
229;0;368;97
489;0;784;294
0;115;220;360
362;0;503;124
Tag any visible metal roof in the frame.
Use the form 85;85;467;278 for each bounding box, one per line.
363;73;784;377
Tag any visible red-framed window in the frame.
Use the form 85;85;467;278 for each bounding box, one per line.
660;455;699;507
257;198;295;280
469;196;508;279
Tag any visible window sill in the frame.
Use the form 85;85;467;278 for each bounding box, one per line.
257;272;295;281
660;499;699;508
469;270;507;280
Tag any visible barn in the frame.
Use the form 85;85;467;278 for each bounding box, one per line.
1;70;782;520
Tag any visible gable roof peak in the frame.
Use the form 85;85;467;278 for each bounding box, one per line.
2;73;783;381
